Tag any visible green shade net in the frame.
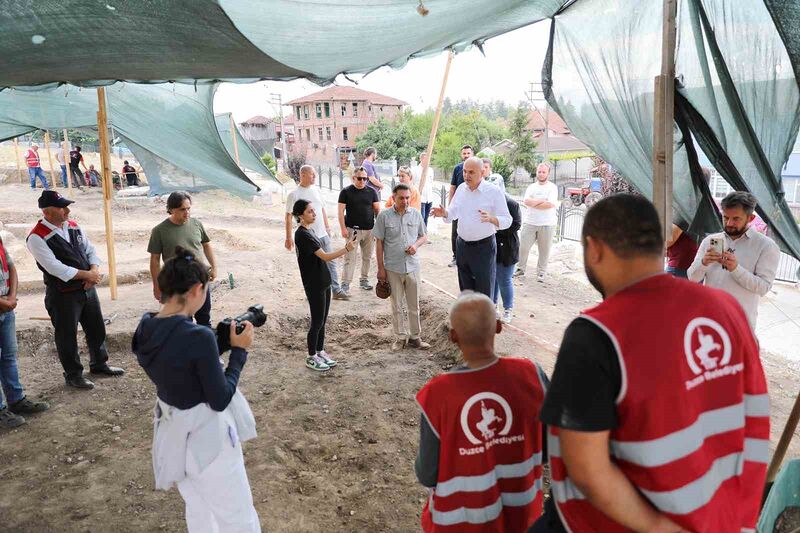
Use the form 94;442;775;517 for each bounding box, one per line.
544;0;800;262
215;113;275;178
0;0;565;87
0;83;262;198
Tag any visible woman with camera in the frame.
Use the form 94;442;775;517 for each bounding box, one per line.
133;246;261;532
292;199;355;371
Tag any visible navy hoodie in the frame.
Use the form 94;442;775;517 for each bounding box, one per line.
132;313;247;412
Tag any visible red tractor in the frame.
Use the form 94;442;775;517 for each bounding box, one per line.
565;177;604;207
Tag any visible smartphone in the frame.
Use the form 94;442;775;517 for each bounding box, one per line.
709;237;724;255
351;225;359;241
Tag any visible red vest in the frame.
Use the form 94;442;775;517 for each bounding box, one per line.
0;239;9;290
416;357;546;532
549;274;769;532
25;148;40;168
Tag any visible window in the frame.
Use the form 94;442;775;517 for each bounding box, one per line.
303;105;309;120
784;176;800;204
352;103;358;117
341;103;347;116
297;129;302;141
306;128;310;141
343;127;349;141
324;102;330;118
368;105;372;112
295;106;301;120
316;103;322;118
326;126;331;141
318;127;323;141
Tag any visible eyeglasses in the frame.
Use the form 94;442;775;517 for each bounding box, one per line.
355;177;368;181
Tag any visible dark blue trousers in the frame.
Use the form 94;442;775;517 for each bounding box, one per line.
456;236;496;299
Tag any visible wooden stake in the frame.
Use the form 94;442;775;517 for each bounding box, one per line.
419;50;454;201
13;137;22;183
62;129;72;192
652;0;677;241
230;114;241;167
96;87;118;300
766;389;800;490
44;131;57;189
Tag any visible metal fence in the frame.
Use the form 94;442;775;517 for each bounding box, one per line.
555;204;800;283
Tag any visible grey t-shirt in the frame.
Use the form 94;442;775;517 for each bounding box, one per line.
372;206;426;274
147;218;210;266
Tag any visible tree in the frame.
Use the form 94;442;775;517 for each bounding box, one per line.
355;116;424;165
287;153;306;182
507;106;537;186
260;153;277;174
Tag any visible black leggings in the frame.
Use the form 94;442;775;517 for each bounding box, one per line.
306;287;331;356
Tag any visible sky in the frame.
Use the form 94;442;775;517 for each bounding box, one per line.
214;20;552;123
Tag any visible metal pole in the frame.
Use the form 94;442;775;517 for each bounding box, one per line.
43;131;57;189
62;129;72;192
96;87;118;300
543;100;550;161
419;50;455;198
652;0;677;241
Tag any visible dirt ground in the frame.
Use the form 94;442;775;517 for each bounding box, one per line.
0;180;798;532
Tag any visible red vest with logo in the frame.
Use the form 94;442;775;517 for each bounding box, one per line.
25;148;40;168
0;238;10;291
27;220;91;293
549;274;769;532
416;357;546;532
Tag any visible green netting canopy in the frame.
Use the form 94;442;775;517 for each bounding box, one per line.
215;113;275;177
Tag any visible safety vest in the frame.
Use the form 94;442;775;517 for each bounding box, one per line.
0;238;9;291
549;274;769;532
27;219;91;293
416;357;546;532
25;148;40;168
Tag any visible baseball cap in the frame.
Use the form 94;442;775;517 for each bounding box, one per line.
38;190;75;208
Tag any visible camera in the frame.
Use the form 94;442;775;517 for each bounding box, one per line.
215;304;267;354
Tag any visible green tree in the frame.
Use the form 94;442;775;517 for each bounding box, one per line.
260;153;277;174
355;116;423;165
507;106;537;186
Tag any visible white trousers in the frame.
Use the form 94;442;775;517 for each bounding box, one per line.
177;429;261;533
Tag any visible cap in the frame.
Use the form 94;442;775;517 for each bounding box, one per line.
375;279;391;300
38;190;74;209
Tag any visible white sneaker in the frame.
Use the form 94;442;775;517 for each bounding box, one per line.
306;355;330;372
317;350;337;367
501;309;513;324
537;272;546;283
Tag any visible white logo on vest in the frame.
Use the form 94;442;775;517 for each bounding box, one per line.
458;392;524;456
683;317;742;390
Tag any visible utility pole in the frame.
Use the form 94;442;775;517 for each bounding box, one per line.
269;92;289;173
525;81;549;161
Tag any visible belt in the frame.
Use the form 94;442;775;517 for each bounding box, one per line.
458;235;494;246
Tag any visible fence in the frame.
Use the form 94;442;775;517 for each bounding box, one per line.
555;204;800;283
313;165;450;206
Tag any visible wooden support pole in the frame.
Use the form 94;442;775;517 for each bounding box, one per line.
766;388;800;487
652;0;677;241
419;50;454;202
62;129;72;192
230;114;241;167
96;87;118;300
44;131;57;189
13;137;22;183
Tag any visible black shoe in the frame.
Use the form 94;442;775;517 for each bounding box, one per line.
0;407;25;429
9;397;49;414
89;365;125;377
65;375;95;390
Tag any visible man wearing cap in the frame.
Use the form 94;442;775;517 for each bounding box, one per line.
26;191;124;390
25;144;50;190
373;183;430;352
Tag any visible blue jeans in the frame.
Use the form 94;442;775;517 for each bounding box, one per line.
28;167;49;189
421;202;432;227
666;266;688;278
319;235;342;293
0;311;24;409
60;165;68;187
493;262;515;310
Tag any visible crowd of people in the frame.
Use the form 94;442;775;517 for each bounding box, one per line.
22;142;141;190
0;142;784;532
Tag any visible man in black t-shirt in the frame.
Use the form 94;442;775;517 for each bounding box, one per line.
447;145;473;267
69;146;88;186
337;166;380;294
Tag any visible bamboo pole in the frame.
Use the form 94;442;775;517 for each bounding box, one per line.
62;129;72;192
96;87;118;300
13;137;23;183
418;50;454;203
766;389;800;486
652;0;677;241
230;114;241;167
44;131;57;189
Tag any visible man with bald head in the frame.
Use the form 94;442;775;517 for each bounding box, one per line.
415;291;548;532
27;191;124;390
516;163;559;282
432;157;511;298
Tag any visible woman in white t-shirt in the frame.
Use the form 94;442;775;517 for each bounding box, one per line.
411;152;435;226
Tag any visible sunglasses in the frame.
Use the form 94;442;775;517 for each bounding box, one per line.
355;176;368;181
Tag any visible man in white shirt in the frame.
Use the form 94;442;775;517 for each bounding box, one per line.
516;163;559;282
411;151;435;226
26;191;124;390
432;157;512;298
481;158;505;192
285;165;348;301
688;191;780;330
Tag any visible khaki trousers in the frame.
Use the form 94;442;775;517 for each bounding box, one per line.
518;223;555;275
342;227;374;287
386;270;421;339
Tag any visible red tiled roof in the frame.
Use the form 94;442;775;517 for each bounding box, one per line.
527;109;570;135
287;86;407;106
